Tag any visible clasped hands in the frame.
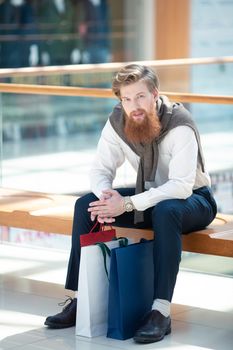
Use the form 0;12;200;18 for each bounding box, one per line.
88;189;125;223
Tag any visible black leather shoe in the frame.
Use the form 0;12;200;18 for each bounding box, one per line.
133;310;171;343
44;297;77;329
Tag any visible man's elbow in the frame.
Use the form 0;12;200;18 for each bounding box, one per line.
176;181;193;199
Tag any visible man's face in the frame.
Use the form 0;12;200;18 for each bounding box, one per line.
120;80;161;144
120;80;157;122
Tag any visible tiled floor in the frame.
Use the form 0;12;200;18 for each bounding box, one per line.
0;243;233;350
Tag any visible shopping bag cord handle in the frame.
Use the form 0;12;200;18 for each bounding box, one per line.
96;237;128;279
89;221;113;233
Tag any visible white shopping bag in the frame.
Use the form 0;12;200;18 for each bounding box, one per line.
75;240;122;337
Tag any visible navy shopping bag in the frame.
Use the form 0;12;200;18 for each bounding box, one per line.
107;240;154;340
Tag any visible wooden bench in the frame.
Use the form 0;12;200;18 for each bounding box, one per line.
0;187;233;258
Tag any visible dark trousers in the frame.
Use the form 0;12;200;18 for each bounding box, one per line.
65;186;217;302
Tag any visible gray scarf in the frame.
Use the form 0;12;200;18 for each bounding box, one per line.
109;95;205;224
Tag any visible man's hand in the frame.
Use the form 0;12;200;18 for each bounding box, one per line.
88;189;125;223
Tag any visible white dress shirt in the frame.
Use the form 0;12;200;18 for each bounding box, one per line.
90;119;211;211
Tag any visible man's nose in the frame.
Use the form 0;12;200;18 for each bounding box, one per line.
132;97;140;109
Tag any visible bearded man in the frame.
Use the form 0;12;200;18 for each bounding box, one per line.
45;64;217;344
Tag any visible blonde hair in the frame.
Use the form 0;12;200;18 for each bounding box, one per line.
112;64;159;98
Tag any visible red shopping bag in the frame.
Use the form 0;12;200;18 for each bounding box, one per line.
80;221;116;247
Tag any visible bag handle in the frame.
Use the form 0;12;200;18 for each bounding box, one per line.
89;221;114;233
96;237;128;279
96;242;111;279
117;237;129;246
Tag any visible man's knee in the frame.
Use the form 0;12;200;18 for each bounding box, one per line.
74;192;97;213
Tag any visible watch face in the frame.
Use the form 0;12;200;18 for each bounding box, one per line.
125;202;133;211
124;197;134;212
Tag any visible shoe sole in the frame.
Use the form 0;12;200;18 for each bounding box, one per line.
133;327;171;344
44;321;75;329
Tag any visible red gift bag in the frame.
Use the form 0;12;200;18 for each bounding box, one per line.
80;221;116;247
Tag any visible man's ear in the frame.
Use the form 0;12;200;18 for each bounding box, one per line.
153;88;159;100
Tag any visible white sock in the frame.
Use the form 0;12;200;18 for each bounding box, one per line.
152;298;171;317
75;291;78;299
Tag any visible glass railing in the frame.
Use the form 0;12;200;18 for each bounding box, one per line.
0;57;233;209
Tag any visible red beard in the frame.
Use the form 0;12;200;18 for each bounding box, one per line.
124;108;161;144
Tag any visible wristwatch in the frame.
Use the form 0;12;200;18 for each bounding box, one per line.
124;196;135;212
